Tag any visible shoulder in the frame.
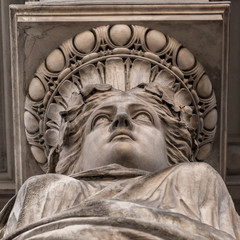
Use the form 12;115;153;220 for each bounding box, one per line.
174;162;219;174
168;162;225;187
20;173;80;193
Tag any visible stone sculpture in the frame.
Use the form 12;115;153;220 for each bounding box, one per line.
0;24;239;239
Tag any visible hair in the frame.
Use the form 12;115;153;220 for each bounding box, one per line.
54;83;195;175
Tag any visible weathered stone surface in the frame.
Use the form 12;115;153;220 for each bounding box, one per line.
30;146;47;164
46;49;65;72
1;4;235;236
23;24;218;172
45;129;59;146
171;66;184;79
74;31;95;53
204;108;217;130
29;77;45;101
47;103;65;126
196;143;212;161
24;111;39;133
110;24;131;46
146;30;166;53
2;164;239;239
7;4;231;194
197;74;212;98
177;48;195;71
79;64;102;86
105;58;125;91
2;13;238;239
129;59;151;88
58;80;79;102
155;69;176;87
174;88;192;106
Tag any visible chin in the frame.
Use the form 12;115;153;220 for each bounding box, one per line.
109;142;139;168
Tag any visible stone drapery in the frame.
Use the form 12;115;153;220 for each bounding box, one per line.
1;162;239;240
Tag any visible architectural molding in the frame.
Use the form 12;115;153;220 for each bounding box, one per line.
10;3;230;190
0;0;26;194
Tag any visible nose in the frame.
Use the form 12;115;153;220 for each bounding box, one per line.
110;112;133;131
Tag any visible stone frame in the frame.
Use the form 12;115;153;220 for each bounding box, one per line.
10;3;230;190
0;0;25;205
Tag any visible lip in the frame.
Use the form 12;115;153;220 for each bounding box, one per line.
109;129;135;142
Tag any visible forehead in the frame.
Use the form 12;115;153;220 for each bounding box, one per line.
95;92;150;110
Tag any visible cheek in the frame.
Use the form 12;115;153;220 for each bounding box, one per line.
137;126;166;149
136;126;164;140
83;127;109;149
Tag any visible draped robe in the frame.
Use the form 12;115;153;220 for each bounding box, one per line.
1;162;240;240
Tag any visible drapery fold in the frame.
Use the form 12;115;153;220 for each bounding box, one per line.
2;163;240;240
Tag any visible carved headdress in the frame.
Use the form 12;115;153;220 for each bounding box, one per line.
24;24;217;173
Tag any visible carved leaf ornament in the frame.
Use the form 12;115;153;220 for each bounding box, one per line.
24;24;217;172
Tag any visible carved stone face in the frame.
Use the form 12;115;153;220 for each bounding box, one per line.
82;92;168;172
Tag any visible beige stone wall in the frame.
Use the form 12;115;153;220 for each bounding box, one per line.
226;0;240;213
0;0;240;213
0;0;25;209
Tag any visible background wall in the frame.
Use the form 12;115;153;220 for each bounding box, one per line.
0;0;239;212
226;0;240;213
0;0;25;209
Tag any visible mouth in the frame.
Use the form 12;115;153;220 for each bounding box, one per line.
109;129;135;142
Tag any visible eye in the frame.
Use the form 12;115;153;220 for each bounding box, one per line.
133;112;153;124
92;115;110;129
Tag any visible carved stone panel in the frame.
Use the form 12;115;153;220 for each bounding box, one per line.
24;24;217;175
10;3;229;189
0;1;25;208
